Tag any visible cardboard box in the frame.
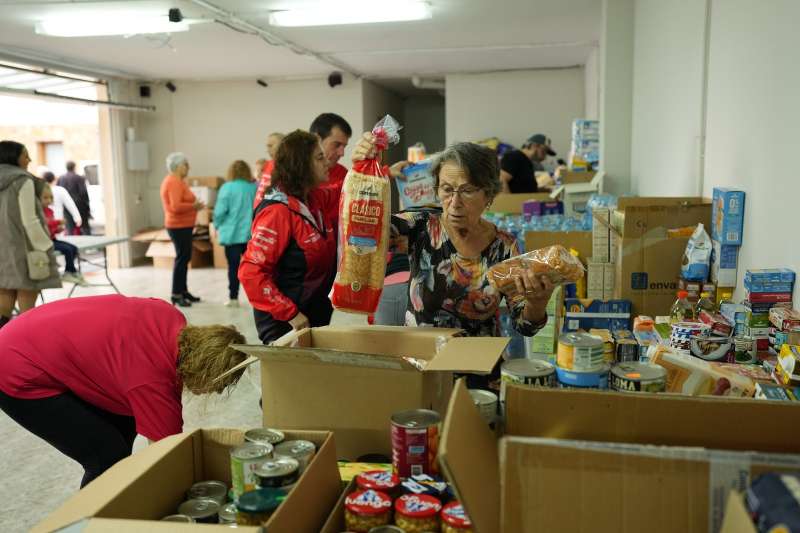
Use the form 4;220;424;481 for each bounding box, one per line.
560;170;596;184
720;492;756;533
209;223;227;269
613;197;712;317
195;207;212;226
188;176;225;189
490;192;551;214
711;240;739;287
190;186;218;208
712;188;745;245
34;428;341;533
563;298;632;332
233;326;508;460
438;381;800;533
525;230;593;264
146;239;213;269
522;198;563;217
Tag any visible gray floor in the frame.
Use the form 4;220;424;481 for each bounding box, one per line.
0;263;365;533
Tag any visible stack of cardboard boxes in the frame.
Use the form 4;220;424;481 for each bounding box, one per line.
743;268;796;353
588;206;618;300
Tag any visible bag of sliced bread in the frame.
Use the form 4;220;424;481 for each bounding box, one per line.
487;244;585;304
332;115;400;314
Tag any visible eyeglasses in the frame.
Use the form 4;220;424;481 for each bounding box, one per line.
436;185;483;200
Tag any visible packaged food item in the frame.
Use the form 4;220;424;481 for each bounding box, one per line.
394;494;442;533
397;159;437;209
776;344;800;386
338;462;393;483
745;473;800;532
177;498;220;523
486;244;585;305
744;268;796;285
356;470;400;495
332;115;399;314
344;489;392;532
609;362;667;393
615;338;640;362
235;488;284;526
218;502;237;524
273;440;316;474
244;428;285;446
694;292;716;317
754;382;800;401
670;291;696;323
698;309;734;336
769;307;800;331
711;188;745;245
690;335;733;361
400;474;449;500
633;315;654;332
230;443;273;498
556;363;610;389
441;501;473;533
467;388;498;424
253;457;300;490
407;142;427;163
680;223;712;282
161;514;195;523
187;480;228;506
648;345;756;397
557;332;605;371
391;409;441;479
500;358;557;401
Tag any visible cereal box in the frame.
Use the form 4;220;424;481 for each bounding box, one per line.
711;188;745;245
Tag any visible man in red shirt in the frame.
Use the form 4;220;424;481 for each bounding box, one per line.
0;295;248;487
309;112;352;192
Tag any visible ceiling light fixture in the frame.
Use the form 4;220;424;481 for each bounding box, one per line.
35;15;196;37
269;0;432;27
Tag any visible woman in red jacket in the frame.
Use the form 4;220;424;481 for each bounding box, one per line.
239;130;338;343
0;294;248;487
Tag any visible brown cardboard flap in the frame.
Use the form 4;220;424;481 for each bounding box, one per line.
491;192;552;214
720;492;757;533
309;325;462;358
234;344;414;371
425;337;508;372
65;517;260;532
439;379;501;533
505;386;800;454
617;197;710;209
319;479;356;533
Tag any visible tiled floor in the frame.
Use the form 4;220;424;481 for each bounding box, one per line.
0;263;365;532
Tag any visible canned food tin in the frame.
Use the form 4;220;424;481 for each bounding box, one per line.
236;487;284;526
218;502;238;524
230;443;273;498
161;514;196;523
467;389;497;424
615;339;640;362
557;332;605;371
556;363;610;389
177;498;220;523
244;428;285;446
391;409;441;479
609;362;667;393
273;440;316;474
187;480;228;506
254;457;300;489
500;359;556;401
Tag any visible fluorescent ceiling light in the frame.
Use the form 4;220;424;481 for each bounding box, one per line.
269;1;432;27
35;16;193;37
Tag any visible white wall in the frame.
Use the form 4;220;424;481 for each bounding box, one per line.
403;95;446;154
629;0;800;301
629;0;707;196
584;47;600;121
445;68;585;158
137;75;364;228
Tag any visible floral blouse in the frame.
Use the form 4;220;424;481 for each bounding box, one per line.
392;210;543;338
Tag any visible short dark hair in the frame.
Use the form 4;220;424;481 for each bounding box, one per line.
431;142;501;200
309;113;352;140
0;140;26;166
271;130;320;198
66;161;76;172
43;171;56;183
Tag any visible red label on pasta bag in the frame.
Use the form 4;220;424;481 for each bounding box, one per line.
347;199;383;249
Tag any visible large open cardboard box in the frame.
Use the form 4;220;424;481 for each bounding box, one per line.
234;326;508;460
34;428;341;533
439;381;800;533
490;192;552;214
525;230;592;264
613;197;712;316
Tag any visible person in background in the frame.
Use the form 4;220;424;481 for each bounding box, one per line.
253;132;285;208
498;134;557;194
0;294;248;488
39;183;87;286
239;130;338;344
353;135;554;389
42;171;82;230
214;160;257;308
309;112;352;192
58;161;92;235
160;152;204;308
0;141;61;329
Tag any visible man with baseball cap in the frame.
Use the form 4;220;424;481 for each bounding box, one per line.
499;133;557;193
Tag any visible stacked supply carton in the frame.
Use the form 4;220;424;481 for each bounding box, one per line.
588;206;618;299
569;119;599;171
743;268;796;353
525;286;563;361
711;188;745;293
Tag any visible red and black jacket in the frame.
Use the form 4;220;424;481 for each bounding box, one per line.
238;187;339;343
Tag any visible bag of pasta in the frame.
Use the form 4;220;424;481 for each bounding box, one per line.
332;115;400;314
487;244;585;304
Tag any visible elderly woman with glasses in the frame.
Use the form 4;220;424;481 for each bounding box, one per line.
353;136;554;386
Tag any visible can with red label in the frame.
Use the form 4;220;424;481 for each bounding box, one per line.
391;409;441;479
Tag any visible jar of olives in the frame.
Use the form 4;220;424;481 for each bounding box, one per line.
344;489;393;532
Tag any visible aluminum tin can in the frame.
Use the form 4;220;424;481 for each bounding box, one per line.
177;498;220;523
230;443;273;498
500;359;556;402
391;409;441;479
467;389;498;424
557;332;605;371
187;480;228;506
273;440;316;474
556;363;610;389
615;338;640;362
254;457;300;489
244;428;285;446
161;514;195;523
218;502;238;524
609;362;667;393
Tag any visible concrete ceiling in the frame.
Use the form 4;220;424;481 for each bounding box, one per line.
0;0;600;95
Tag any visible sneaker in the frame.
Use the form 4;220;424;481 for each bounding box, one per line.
224;299;240;308
74;273;89;287
62;272;81;284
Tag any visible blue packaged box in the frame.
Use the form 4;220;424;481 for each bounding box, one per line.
744;268;796;284
712;188;745;245
563;299;632;332
398;161;437;209
744;280;794;293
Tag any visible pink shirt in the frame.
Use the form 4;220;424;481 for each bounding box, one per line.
0;295;186;441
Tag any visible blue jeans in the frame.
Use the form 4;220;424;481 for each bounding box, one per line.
53;239;78;273
224;243;247;299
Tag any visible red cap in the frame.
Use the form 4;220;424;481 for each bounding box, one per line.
678;290;689;298
395;494;442;519
345;489;392;516
356;470;399;491
442;501;472;527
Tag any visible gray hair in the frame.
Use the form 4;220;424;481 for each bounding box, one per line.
165;152;188;173
430;142;501;200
